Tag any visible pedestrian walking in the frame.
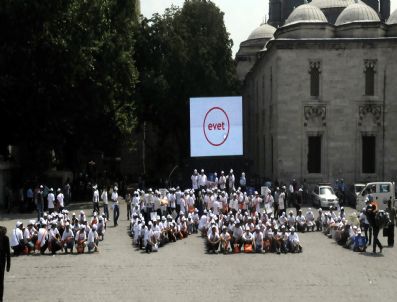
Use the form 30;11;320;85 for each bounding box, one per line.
0;226;11;302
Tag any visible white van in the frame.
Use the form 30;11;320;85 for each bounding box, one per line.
356;182;395;211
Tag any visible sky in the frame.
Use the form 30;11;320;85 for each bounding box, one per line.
141;0;397;57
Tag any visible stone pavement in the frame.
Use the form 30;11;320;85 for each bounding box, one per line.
1;203;397;302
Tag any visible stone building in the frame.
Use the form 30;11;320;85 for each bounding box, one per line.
238;1;397;185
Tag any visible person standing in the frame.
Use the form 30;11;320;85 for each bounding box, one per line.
191;169;199;196
227;170;235;193
278;186;286;219
92;185;100;215
239;172;247;192
101;187;109;219
0;226;11;302
366;196;383;253
198;169;207;191
111;187;119;227
34;186;44;221
385;198;396;247
26;186;34;213
218;171;226;191
47;188;55;214
56;189;65;212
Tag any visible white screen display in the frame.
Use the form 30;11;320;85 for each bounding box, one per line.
190;96;243;157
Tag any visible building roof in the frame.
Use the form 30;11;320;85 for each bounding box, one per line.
247;23;276;40
335;2;380;26
285;4;328;25
310;0;358;9
387;9;397;25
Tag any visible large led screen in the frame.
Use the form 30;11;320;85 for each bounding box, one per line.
190;96;243;157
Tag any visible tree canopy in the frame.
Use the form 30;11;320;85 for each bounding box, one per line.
134;0;239;177
0;0;139;172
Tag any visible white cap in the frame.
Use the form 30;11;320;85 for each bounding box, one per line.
290;227;295;232
16;221;23;227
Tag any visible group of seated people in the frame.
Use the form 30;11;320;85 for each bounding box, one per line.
129;209;200;253
200;209;303;254
318;207;367;252
10;210;107;255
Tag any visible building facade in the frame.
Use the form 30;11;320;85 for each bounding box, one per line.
238;2;397;185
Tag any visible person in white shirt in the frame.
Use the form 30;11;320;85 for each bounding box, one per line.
87;225;99;252
253;192;263;216
288;227;302;253
207;226;220;254
36;221;49;254
191;169;199;191
253;226;263;253
213;172;219;189
219;226;231;253
92;185;100;214
10;221;24;256
219;171;226;190
61;222;74;253
305;208;315;232
227;169;235;193
198;169;207;190
242;227;254;252
47;188;55;214
48;221;61;254
278;187;286;218
296;210;307;233
212;197;221;216
24;220;36;253
111;187;120;227
56;189;65;212
75;226;87;253
101;188;109;219
239;172;247;192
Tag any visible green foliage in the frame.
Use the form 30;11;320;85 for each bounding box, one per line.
0;0;139;170
135;0;239;175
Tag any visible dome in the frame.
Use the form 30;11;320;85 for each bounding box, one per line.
311;0;357;9
335;2;380;26
247;23;276;40
387;9;397;25
285;4;328;25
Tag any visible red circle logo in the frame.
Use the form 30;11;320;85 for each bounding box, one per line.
203;107;230;146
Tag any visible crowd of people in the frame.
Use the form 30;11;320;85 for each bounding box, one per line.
9;210;106;256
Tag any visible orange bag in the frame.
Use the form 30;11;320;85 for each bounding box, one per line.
233;244;240;253
244;243;253;253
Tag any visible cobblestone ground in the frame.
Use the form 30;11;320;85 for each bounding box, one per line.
1;203;397;302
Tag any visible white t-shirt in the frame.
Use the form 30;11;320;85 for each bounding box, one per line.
10;228;23;247
93;190;99;203
57;193;65;207
61;229;74;241
87;230;98;243
47;193;55;209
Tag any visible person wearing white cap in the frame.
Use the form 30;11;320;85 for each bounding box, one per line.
207;225;220;254
198;169;207;190
97;216;106;241
101;187;109;219
227;170;235;193
191;169;199;192
353;229;367;252
92;185;100;215
305;208;315;232
218;171;226;190
287;227;302;253
277;186;286;219
253;192;263;217
10;221;25;256
87;225;99;253
242;226;254;252
253;226;263;253
56;188;65;212
111;187;120;227
315;208;324;232
75;226;87;253
219;226;231;254
239;172;246;192
61;222;74;253
24;220;37;253
47;188;55;214
296;210;307;233
35;221;48;254
48;221;62;254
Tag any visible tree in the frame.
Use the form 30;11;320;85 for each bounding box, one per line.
0;0;139;173
134;0;239;178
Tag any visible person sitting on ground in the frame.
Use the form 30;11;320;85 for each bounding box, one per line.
48;221;62;255
75;226;86;254
242;226;254;252
61;222;74;254
207;226;220;254
87;225;99;253
287;227;302;253
10;221;25;256
295;210;307;233
219;226;231;254
253;226;263;253
305;208;315;232
353;229;367;252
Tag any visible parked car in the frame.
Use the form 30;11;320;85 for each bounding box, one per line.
311;184;339;208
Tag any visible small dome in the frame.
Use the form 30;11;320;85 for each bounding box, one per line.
311;0;357;9
247;23;276;40
285;4;328;25
335;2;380;26
387;9;397;25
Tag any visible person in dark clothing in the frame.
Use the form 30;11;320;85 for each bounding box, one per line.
366;196;383;254
0;226;11;302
